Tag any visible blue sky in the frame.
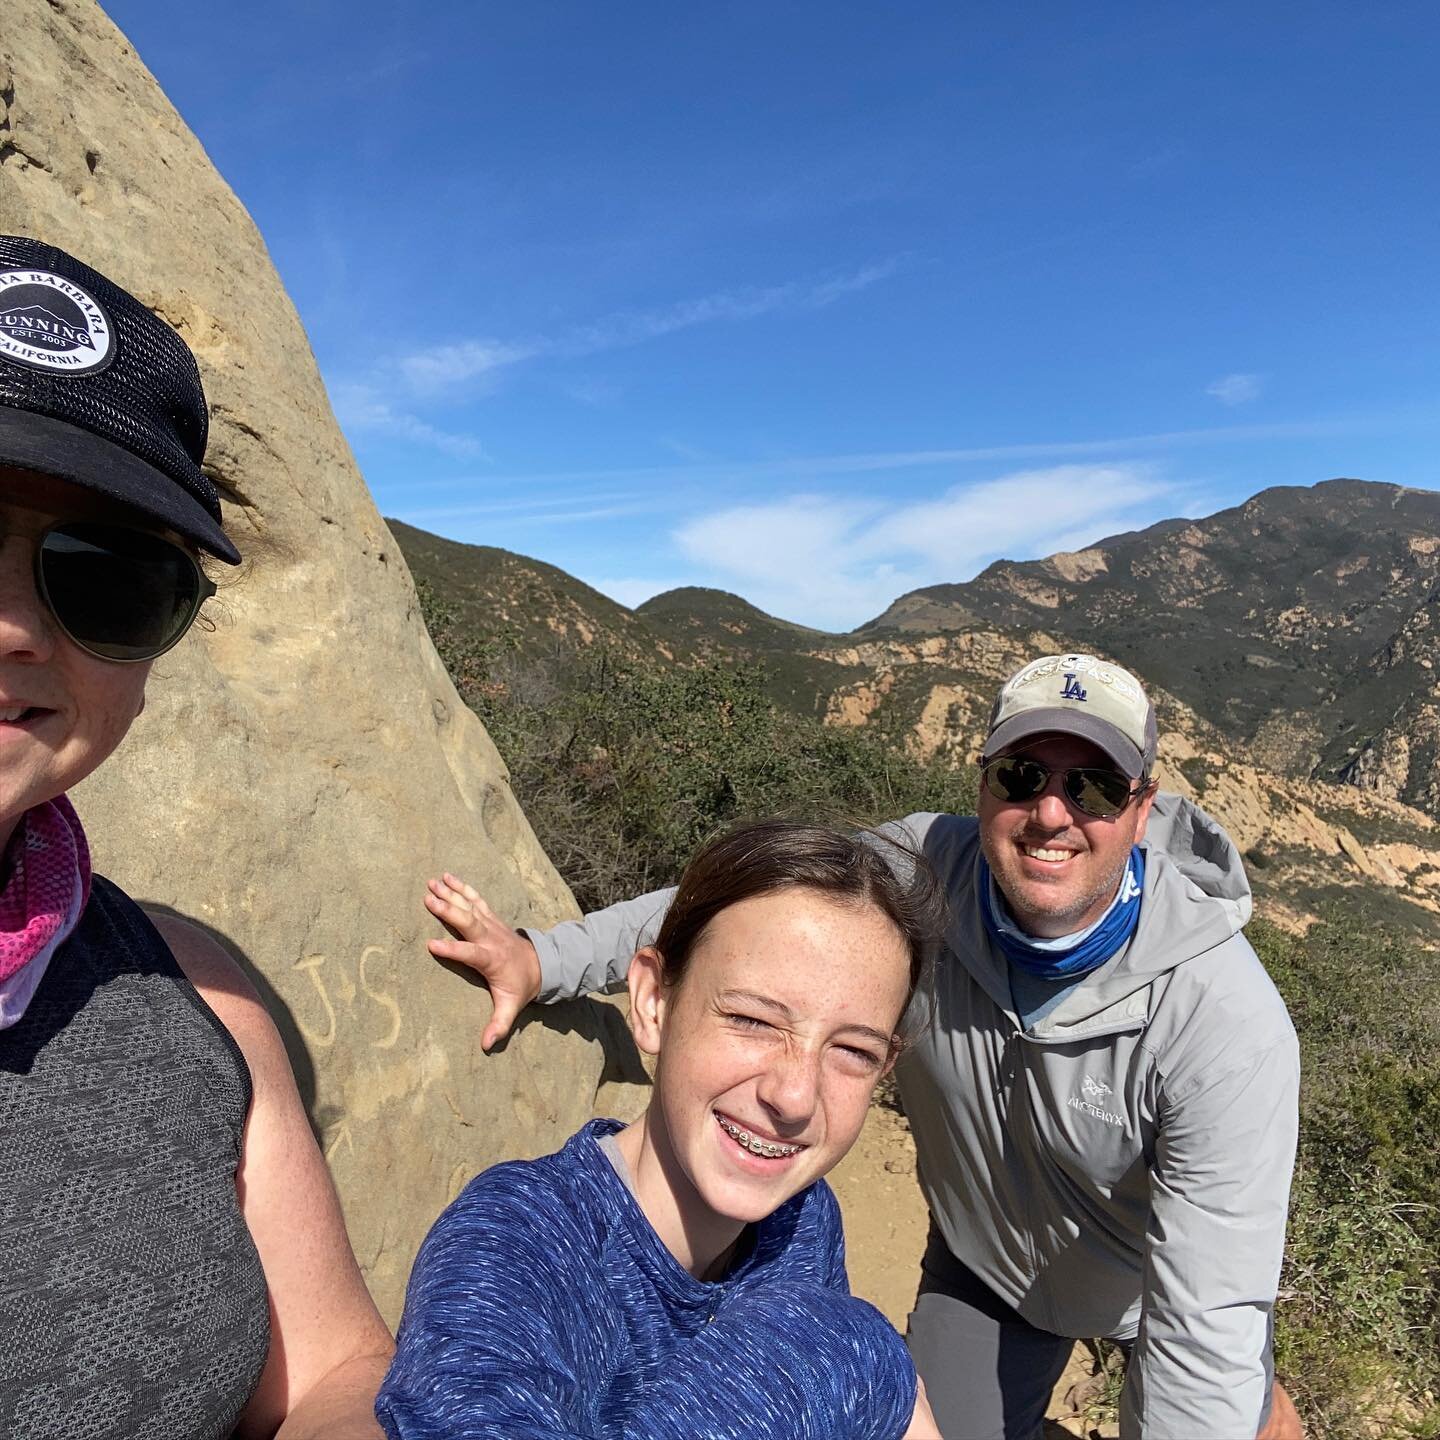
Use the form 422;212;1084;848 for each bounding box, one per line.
110;2;1440;630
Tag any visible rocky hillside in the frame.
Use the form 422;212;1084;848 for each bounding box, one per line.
864;479;1439;819
391;519;670;664
389;477;1440;941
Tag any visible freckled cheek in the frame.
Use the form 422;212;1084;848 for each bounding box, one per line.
817;1066;881;1140
715;1033;785;1086
672;1030;775;1101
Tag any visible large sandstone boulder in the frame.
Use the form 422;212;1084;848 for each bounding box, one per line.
1;0;637;1321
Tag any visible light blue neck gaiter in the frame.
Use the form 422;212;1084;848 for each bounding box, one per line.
979;846;1146;980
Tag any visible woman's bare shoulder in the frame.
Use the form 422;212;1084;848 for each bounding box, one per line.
143;911;282;1078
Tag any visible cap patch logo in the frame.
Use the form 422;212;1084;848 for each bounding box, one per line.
1060;672;1088;702
0;269;114;375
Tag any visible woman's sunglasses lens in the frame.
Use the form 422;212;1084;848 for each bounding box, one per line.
39;524;204;661
1065;768;1132;818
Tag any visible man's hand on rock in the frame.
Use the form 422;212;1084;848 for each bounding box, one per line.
425;873;542;1052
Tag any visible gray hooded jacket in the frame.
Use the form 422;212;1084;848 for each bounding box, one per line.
528;795;1300;1440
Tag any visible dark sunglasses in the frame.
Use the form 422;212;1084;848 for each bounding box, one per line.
981;755;1148;820
32;521;216;663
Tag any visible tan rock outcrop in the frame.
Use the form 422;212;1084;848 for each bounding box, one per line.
1045;547;1109;584
809;628;1060;680
1335;826;1375;878
824;670;896;727
2;0;635;1322
910;684;986;763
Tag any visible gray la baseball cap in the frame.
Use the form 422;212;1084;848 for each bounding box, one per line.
983;653;1157;776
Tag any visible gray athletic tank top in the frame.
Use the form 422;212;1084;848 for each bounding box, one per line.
0;876;271;1439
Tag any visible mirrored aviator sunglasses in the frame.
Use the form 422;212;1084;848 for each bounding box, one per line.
34;522;216;663
981;755;1140;820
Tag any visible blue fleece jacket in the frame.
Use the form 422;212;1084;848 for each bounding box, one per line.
376;1118;916;1440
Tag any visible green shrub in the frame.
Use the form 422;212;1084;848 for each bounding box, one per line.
420;579;977;910
1251;913;1440;1439
1177;754;1211;796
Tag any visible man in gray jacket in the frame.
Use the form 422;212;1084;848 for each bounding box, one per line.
429;653;1302;1439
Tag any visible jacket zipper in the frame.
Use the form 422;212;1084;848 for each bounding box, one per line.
1006;1030;1062;1333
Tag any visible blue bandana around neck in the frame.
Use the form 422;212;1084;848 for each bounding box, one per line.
979;845;1146;981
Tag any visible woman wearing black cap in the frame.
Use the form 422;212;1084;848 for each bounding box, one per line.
0;237;393;1437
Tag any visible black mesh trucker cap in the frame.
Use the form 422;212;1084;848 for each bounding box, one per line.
0;236;240;564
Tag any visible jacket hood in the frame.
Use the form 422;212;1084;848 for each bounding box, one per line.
1140;790;1252;932
1038;791;1253;1030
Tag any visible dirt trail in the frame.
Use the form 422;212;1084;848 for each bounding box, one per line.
830;1104;1108;1438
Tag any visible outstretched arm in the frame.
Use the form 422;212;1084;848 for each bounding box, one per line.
424;814;949;1049
153;915;394;1440
376;1164;608;1439
424;873;674;1049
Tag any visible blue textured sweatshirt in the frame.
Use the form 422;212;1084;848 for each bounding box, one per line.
377;1118;917;1440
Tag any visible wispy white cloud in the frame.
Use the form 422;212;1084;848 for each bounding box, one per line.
410;412;1380;495
1126;144;1185;179
862;465;1165;569
655;436;718;464
560;258;901;352
678;495;877;585
329;381;489;460
396;490;643;518
1205;372;1265;406
398;340;538;394
671;463;1176;630
404;500;663;527
394;258;903;397
557;376;625;408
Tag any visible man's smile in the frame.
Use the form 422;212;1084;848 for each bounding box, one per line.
1021;844;1078;864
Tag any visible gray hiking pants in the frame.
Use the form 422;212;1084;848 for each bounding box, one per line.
905;1225;1275;1440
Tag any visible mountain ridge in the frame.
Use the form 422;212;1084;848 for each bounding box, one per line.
856;478;1439;815
389;476;1440;939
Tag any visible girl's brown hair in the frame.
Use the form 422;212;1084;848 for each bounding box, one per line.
652;818;944;1042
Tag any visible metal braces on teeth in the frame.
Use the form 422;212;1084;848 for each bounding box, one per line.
717;1115;802;1158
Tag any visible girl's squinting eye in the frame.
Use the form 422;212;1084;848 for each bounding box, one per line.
835;1043;885;1071
723;1012;773;1032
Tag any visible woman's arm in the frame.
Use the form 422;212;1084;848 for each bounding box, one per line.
152;915;394;1440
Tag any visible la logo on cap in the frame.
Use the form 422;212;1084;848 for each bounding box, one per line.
0;269;114;375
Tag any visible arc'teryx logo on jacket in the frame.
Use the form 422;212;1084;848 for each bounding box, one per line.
1069;1075;1125;1128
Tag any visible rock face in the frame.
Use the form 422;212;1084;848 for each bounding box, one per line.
1338;577;1440;818
1;0;636;1322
